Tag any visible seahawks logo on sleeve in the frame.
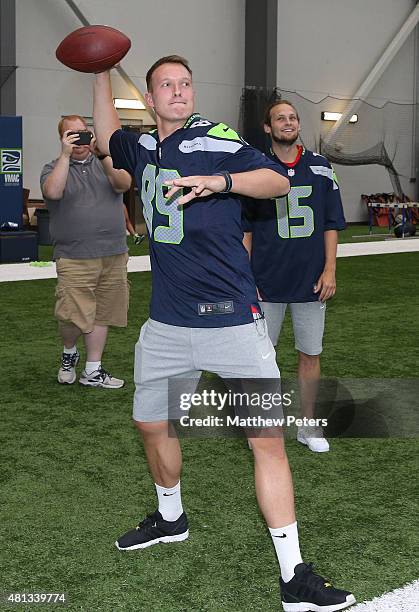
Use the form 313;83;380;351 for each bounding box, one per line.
309;164;339;190
309;154;339;190
179;115;246;154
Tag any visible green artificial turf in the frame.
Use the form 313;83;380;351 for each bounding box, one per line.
1;253;418;611
338;225;392;243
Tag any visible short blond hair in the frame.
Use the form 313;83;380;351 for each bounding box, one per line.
58;115;88;137
146;55;192;91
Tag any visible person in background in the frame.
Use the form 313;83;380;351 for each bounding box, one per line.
243;100;346;452
41;115;131;388
123;204;145;245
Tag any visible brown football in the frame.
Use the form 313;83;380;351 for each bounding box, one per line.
56;25;131;73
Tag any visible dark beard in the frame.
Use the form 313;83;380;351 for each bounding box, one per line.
271;132;298;146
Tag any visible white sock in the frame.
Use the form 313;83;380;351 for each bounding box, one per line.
155;481;183;522
269;521;303;583
63;345;77;355
85;361;101;375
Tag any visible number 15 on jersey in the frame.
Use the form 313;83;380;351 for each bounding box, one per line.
275;185;314;239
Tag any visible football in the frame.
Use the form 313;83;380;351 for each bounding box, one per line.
56;25;131;73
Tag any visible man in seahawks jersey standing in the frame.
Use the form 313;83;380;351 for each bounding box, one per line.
243;100;346;453
93;59;354;611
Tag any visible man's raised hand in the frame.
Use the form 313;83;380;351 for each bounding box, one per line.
61;130;80;157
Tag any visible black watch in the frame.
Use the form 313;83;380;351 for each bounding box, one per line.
97;154;109;161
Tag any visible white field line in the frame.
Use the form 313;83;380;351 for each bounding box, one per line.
127;256;151;273
350;579;419;611
1;238;419;283
0;255;152;282
337;238;419;257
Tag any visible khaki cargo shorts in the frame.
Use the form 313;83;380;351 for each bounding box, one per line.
55;253;129;333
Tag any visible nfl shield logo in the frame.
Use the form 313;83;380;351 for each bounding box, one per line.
288;168;295;177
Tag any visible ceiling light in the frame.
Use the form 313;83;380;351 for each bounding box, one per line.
113;98;145;110
321;112;358;123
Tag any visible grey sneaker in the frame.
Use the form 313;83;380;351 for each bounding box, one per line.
58;350;80;384
79;366;124;389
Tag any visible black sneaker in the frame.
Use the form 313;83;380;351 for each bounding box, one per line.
115;510;189;551
58;350;80;384
280;563;356;611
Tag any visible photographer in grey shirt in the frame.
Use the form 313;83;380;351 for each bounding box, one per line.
41;114;131;388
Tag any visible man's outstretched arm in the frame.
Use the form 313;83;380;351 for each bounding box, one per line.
165;170;289;205
93;71;121;155
230;168;289;199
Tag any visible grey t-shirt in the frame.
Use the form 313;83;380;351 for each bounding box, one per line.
40;154;128;259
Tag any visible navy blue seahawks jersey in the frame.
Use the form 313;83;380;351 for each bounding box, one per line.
242;147;346;303
109;114;287;327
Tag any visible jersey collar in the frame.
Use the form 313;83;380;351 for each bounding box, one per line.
151;113;202;146
270;144;305;168
182;113;201;129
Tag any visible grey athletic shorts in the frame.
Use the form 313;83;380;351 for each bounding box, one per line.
133;318;280;422
260;301;326;356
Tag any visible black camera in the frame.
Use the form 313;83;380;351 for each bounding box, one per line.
68;131;93;146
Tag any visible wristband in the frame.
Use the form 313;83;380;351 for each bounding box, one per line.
214;171;233;194
97;154;109;161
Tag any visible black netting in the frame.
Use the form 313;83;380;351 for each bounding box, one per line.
320;142;403;196
239;87;282;152
239;86;417;198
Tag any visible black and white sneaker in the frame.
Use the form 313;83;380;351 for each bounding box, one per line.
280;563;356;611
79;366;124;389
116;510;189;551
57;350;80;384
